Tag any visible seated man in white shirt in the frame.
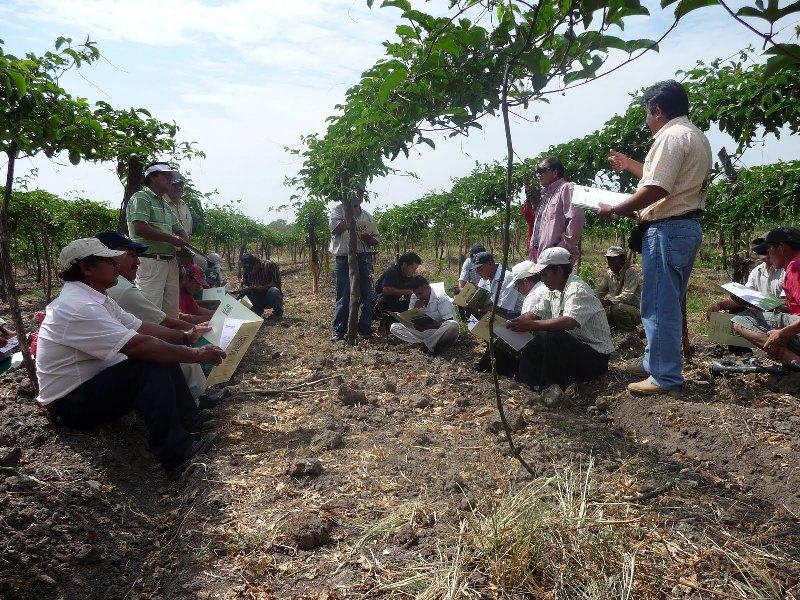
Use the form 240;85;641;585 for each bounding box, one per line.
36;238;227;478
705;236;785;320
389;277;459;355
507;248;614;401
474;260;546;374
471;252;523;319
97;230;228;408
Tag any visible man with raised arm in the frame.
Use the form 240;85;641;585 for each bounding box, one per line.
36;238;226;477
127;162;190;318
527;157;585;262
598;80;712;395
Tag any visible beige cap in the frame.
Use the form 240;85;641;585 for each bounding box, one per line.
59;238;124;271
529;247;571;274
604;245;625;258
506;260;537;288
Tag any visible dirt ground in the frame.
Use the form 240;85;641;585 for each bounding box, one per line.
1;263;800;599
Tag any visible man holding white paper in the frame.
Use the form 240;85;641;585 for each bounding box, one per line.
506;248;613;398
389;277;459;354
597;80;711;395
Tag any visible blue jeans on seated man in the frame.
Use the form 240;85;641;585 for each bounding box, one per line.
244;287;283;317
641;219;702;390
333;254;374;336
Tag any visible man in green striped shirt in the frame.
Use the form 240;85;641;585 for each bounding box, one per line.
126;162;189;317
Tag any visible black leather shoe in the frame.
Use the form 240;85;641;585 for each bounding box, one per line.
167;432;218;480
198;387;230;410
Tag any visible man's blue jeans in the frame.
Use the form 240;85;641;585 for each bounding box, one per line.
641;219;702;389
333;255;374;336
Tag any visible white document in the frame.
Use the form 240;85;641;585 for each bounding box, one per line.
219;318;249;350
571;185;628;211
721;282;784;311
494;322;535;352
0;337;19;357
467;314;479;331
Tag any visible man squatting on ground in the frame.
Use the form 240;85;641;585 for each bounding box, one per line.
486;248;613;399
329;189;380;341
127;162;190;318
598;79;712;396
389;276;459;354
35;238;226;476
468;252;524;320
594;245;642;331
732;227;800;364
238;254;284;319
373;252;423;329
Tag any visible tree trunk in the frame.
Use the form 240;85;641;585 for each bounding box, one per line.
30;233;42;283
118;156;145;233
309;220;320;294
41;226;53;303
0;147;37;387
341;188;362;346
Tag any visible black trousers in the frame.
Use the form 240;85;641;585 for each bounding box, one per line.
47;359;198;469
517;331;609;390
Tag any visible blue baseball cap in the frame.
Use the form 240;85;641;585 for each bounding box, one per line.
96;230;148;254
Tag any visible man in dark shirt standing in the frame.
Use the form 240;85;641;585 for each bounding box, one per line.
373;252;423;331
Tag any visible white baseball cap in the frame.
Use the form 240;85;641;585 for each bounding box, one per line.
144;163;178;178
59;238;124;271
529;247;571;274
506;260;537;287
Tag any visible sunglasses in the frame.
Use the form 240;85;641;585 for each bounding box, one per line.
535;166;554;175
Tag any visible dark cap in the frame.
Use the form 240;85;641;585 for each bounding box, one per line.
751;237;768;256
469;244;486;258
96;230;148;254
473;251;495;266
764;227;800;247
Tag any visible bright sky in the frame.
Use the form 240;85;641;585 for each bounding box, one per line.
2;0;798;222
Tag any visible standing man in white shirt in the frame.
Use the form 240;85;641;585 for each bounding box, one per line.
389;277;459;354
329;189;380;341
36;238;226;477
599;80;712;395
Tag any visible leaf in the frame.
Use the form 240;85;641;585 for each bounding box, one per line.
380;0;411;10
673;0;720;19
68;149;81;165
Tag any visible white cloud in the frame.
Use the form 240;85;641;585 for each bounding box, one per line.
3;0;799;223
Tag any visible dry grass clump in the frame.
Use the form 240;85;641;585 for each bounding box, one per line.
383;458;793;599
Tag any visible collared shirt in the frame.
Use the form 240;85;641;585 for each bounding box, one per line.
745;262;784;297
594;265;642;307
638;116;712;221
528;179;585;262
35;281;142;405
328;203;379;256
532;274;614;355
166;197;193;235
127;187;182;255
521;281;547;314
459;257;482;286
107;276;166;325
410;288;456;322
478;264;524;314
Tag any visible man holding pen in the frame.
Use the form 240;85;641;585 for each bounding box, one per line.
597;80;711;395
